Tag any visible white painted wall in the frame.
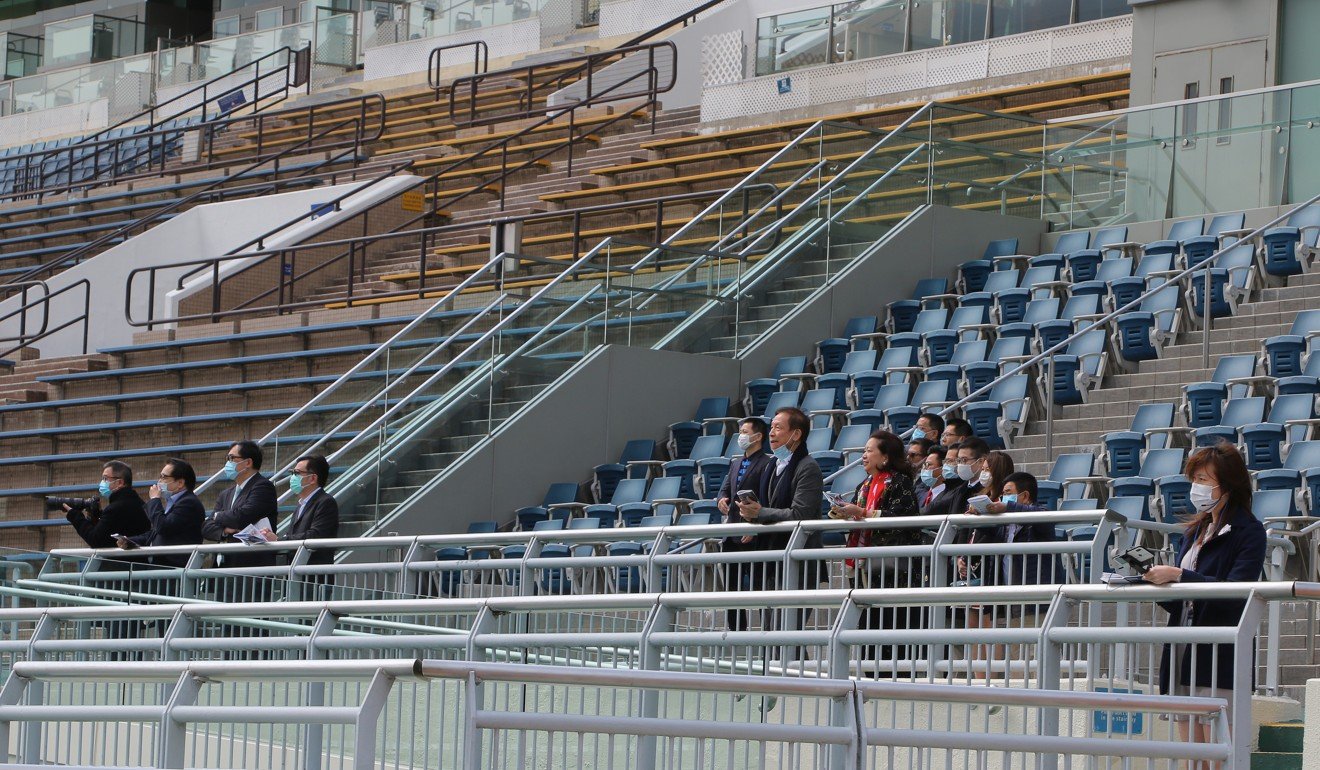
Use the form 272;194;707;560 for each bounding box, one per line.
0;175;421;358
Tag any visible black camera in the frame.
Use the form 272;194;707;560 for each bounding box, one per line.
47;496;99;513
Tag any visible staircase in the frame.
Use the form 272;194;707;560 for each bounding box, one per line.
1253;717;1303;770
1013;269;1320;473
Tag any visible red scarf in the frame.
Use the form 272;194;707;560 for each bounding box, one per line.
845;471;890;568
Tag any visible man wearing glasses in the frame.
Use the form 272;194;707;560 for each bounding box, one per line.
116;458;205;568
261;455;340;598
202;440;279;601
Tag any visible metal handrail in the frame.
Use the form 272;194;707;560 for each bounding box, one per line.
191;249;515;496
13;111;376;288
427;40;488;98
824;192;1320;484
6;46;305;200
621;0;734;46
0;280;91;361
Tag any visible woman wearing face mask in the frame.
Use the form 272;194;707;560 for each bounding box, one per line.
1144;442;1265;746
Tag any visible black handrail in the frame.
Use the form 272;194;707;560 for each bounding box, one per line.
124;182;782;327
6;46;306;200
0;279;91;361
428;41;488;99
4;90;386;206
11;110;377;287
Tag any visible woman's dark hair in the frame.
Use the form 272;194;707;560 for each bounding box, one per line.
1183;441;1252;533
1003;471;1038;503
869;430;914;478
165;458;197;491
985;450;1015;500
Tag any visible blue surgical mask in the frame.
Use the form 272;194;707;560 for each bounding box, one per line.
943;463;956;478
289;474;303;495
158;481;172;498
919;469;936;487
222;460;238;481
1001;494;1018;506
772;445;793;463
98;479;112;498
911;428;925;441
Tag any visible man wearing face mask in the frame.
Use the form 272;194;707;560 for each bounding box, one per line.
911;412;944;445
917;446;948;514
715;418;774;630
117;458;205;569
66;461;149;549
202;440;279;600
925;439;988;517
908;437;935;501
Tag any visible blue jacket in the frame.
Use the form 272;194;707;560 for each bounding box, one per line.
1158;505;1266;693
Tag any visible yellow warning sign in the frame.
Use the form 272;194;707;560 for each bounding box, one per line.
401;190;424;212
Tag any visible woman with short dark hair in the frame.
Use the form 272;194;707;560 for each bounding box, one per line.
1144;441;1266;746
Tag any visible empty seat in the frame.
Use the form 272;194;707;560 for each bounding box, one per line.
1143;217;1205;257
663;434;727;498
1045;328;1108;405
592;440;658;503
668;396;730;460
1258;204;1320;278
583;478;650;527
1240;393;1319;470
887;278;950;333
1108;448;1186;502
1187;242;1255;320
517;482;582;530
817;350;879;407
744;356;807;415
848;346;921;409
1103;403;1181;477
1112;281;1181;363
816;316;879;372
1193;396;1266;447
1262;309;1320;378
961;374;1030;449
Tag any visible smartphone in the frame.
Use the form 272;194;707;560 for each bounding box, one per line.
735;489;759;505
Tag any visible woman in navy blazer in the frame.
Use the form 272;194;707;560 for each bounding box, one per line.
1143;441;1266;745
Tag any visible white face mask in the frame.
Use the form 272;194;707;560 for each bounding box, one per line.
1189;482;1219;512
978;470;992;486
956;463;975;481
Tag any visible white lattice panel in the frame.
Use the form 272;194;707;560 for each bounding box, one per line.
1050;15;1132;67
702;16;1133;123
701;30;743;87
988;34;1052;79
925;43;990;86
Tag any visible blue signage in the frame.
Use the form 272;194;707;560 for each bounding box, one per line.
1092;688;1144;735
777;76;792;95
217;89;248;115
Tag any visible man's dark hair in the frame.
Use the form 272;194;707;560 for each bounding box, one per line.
1004;471;1038;502
739;417;768;437
917;412;946;435
926;445;948;463
908;437;934;455
958;437;990;459
298;455;331;488
103;460;132;486
230;440;263;470
945;418;973;439
775;406;811;442
165;458;197;491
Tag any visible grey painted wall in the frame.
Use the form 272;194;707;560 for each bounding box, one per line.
379;205;1045;536
387;344;743;535
1129;0;1279;107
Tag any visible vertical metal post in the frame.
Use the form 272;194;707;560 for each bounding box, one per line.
160;671;201;768
353;669;396;770
1036;593;1071;770
635;601;675;770
828;598;863;769
462;670;482;770
1044;355;1055;461
1201;258;1213;369
1231;594;1268;769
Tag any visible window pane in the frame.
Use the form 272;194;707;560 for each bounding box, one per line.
909;0;988;51
255;7;284;30
991;0;1070;37
214;16;240;36
755;6;832;76
1076;0;1130;22
832;0;907;61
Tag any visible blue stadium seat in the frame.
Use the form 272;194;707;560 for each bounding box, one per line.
1255;441;1320;516
1181;354;1263;428
1102;403;1179;478
668;397;731;460
663;434;726;498
1109;448;1186;503
816;316;878;373
1239;393;1319;470
1112;281;1181;363
744;356;808;415
592;440;657;503
887;278;950;333
517;482;582;530
1143;217;1205;257
1036;295;1103;353
1045;328;1108;405
998;297;1060;341
925;340;989;401
1262;310;1320;378
817;350;879;407
618;475;688;527
1188;242;1255;319
801;387;847;433
1193;396;1265;448
584;478;649;527
1258;204;1320;278
962;374;1030;449
1277;354;1320;397
1053;231;1089;255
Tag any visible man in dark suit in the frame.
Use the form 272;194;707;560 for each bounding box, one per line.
261;455;339;600
203;440;279;602
117;458;205;569
714;418;774;630
67;460;149;550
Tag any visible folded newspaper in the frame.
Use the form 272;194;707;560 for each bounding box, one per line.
233;518;273;545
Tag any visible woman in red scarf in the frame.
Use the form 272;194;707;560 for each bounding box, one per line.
828;430;920;675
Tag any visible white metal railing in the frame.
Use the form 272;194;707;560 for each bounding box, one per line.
0;581;1312;768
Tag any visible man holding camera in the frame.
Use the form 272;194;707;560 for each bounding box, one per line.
64;461;149;549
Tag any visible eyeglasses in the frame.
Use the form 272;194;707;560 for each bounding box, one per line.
292;469;313;477
225;454;246;462
158;475;175;481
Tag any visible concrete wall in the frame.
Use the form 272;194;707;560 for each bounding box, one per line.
388;344;744;535
0;175;419;357
739;205;1047;379
1129;0;1278;107
380;205;1044;535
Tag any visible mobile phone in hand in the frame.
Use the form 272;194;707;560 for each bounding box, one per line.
735;489;759;505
